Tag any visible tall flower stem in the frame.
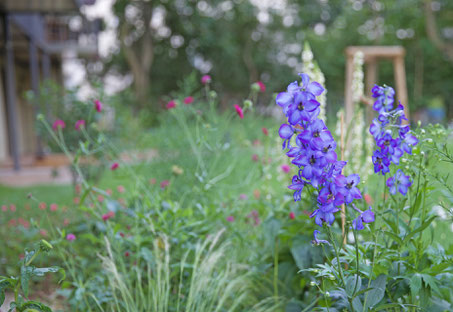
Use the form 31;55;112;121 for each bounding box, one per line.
273;237;279;299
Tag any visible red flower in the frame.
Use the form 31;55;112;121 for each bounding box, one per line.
94;100;103;112
364;194;373;205
125;251;130;257
262;127;269;136
256;81;266;92
111;162;119;170
166;100;176;109
39;202;47;210
201;75;212;84
289;212;295;220
1;205;7;212
102;211;115;221
184;96;194;105
9;204;16;212
75;120;86;131
117;185;125;193
50;203;58;212
234;104;244;119
52;119;66;130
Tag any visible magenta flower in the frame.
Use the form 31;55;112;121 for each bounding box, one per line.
94;99;102;112
160;180;170;189
52;119;66;130
102;211;115;221
281;164;291;173
256;81;266;92
226;216;235;222
166;100;176;110
252;154;259;162
262;127;269;136
234;104;244;119
289;212;295;219
75;120;86;131
184;96;194;105
201;75;212;84
66;233;76;241
239;194;248;200
111;162;119;170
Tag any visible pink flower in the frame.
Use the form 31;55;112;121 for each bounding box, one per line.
252;154;259;162
234;104;244;119
75;120;86;131
226;216;235;222
262;127;269;136
201;75;211;84
94;99;102;112
239;194;248;200
106;189;113;196
52;119;65;130
97;195;104;203
102;211;115;221
289;212;295;220
18;218;30;229
111;162;119;170
8;219;17;227
150;178;157;185
160;180;170;189
40;229;48;237
9;204;16;212
39;202;47;210
184;96;194;105
117;185;125;193
66;233;76;241
73;197;80;204
1;205;7;212
50;203;58;212
256;81;266;92
281;164;291;173
63;218;70;226
166;100;176;110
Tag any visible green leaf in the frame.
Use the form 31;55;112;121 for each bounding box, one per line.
382;230;403;245
364;274;387;309
21;266;32;297
352;296;363;312
19;300;52;312
403;216;436;244
373;303;405;310
410;274;422;299
345;275;362;297
421;273;441;294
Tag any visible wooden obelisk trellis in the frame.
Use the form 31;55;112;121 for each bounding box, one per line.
344;46;410;125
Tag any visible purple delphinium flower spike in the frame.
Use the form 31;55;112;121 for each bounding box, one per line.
276;73;369;232
312;230;331;246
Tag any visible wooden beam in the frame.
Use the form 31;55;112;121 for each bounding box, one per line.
344;53;354;125
393;55;410;124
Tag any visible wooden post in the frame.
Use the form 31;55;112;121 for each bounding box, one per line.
365;58;378;123
393;55;410;124
344;54;354;126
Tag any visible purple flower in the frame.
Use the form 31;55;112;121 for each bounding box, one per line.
312;230;331;246
288;175;305;202
276;73;364;228
337;174;362;204
352;205;375;231
386;169;412;196
287;92;320;125
372;150;390;175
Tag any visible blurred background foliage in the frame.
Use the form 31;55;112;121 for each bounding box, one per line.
90;0;453;123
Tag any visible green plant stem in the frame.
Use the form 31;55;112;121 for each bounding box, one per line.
273;238;279;299
352;228;360;295
326;227;346;287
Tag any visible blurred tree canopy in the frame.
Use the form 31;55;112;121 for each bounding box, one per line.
101;0;453;120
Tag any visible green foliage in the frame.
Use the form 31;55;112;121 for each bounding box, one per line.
0;240;64;312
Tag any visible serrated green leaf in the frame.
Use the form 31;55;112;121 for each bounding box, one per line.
19;300;52;312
